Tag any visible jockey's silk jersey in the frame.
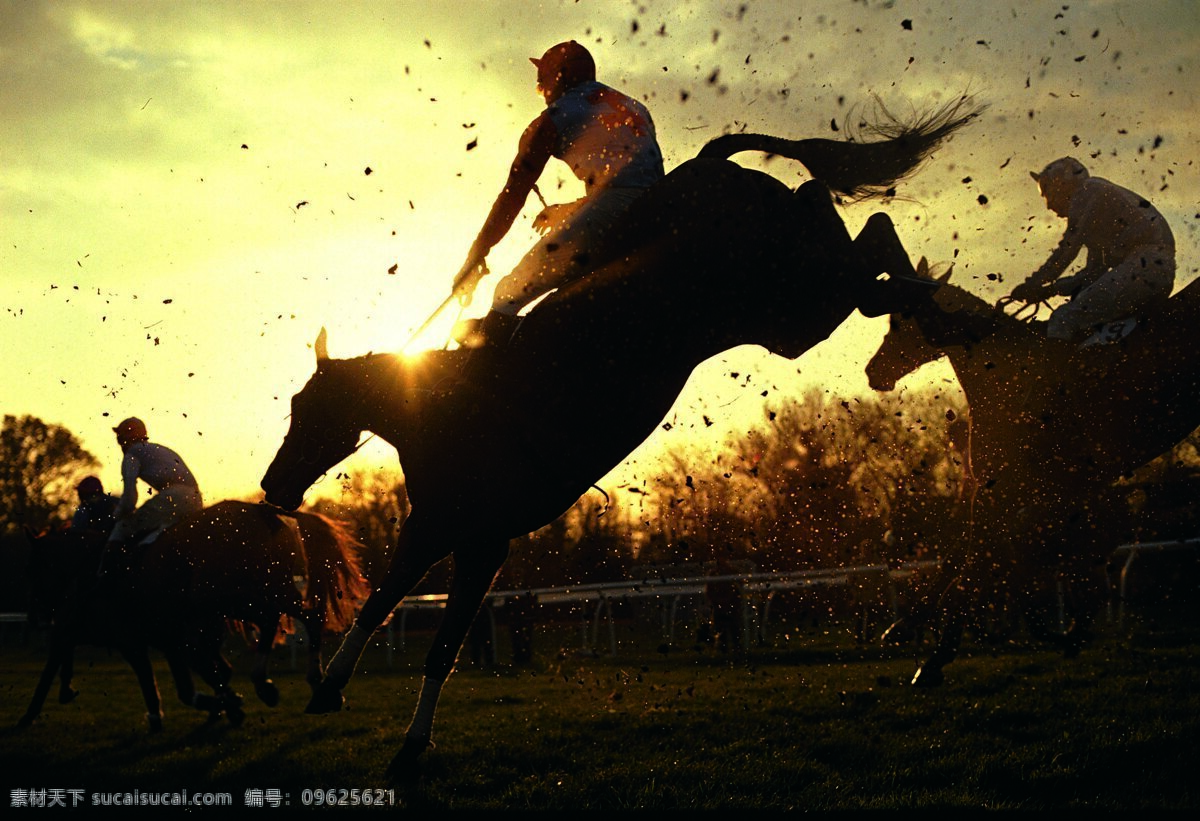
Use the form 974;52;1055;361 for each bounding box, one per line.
117;440;201;517
546;80;664;194
1034;175;1176;287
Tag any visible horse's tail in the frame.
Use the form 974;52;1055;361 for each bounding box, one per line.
288;510;370;634
696;93;986;200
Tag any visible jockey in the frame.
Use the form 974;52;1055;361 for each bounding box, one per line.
1010;156;1175;341
71;475;120;536
98;417;203;576
450;40;665;347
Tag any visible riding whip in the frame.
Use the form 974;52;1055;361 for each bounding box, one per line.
403;261;486;351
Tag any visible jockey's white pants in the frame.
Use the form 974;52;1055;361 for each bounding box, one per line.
491;186;645;316
108;485;203;544
1048;244;1175;340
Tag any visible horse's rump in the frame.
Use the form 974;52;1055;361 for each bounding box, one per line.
139;501;365;637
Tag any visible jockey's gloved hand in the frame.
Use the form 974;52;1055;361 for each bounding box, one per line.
452;255;489;307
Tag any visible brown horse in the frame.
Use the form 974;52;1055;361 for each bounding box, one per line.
865;259;1200;684
19;501;368;729
261;99;982;781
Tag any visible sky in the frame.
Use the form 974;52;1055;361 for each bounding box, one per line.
3;0;1198;505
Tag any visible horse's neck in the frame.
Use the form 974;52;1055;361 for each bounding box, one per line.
352;350;469;438
920;287;1049;419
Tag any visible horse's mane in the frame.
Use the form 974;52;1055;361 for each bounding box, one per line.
698;94;986;200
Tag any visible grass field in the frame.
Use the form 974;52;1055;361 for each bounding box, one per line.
1;605;1197;811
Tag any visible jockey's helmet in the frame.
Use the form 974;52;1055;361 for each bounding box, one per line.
531;40;595;98
114;417;149;447
1031;157;1088;213
76;475;104;497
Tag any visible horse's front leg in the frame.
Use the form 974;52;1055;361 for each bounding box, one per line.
912;574;969;687
307;511;451;714
387;537;510;783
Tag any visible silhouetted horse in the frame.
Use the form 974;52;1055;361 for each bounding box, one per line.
865;260;1200;684
19;501;368;729
261;98;982;781
21;525;238;730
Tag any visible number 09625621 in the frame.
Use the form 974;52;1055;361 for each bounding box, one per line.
300;788;395;807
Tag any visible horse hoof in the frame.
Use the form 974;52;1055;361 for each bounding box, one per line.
305;684;345;715
384;737;432;785
911;663;944;688
147;712;165;733
58;687;79;705
254;679;281;708
17;714;35;729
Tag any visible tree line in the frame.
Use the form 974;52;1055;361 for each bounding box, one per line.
3;397;1198;611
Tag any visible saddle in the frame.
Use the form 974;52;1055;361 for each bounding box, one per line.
96;524;172;582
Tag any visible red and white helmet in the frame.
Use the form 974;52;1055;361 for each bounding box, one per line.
531;40;596;94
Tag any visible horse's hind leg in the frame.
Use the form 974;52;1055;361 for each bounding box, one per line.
19;637;70;728
854;212;918;281
852;212;935;318
165;646;245;727
117;643;165;732
248;620;283;708
191;628;248;725
296;608;327;696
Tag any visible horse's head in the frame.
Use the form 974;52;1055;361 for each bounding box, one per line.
261;329;369;511
866;312;943;392
865;259;956;392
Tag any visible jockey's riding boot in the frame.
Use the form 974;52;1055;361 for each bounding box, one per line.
453;311;521;349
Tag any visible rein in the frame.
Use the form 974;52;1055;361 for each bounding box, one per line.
996;295;1048;323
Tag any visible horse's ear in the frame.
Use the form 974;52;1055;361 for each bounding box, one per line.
315;328;329;362
936;264;954;284
916;256;930;278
